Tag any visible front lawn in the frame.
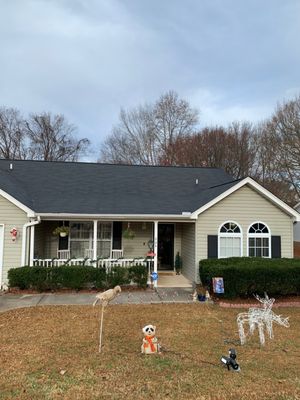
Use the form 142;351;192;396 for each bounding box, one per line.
0;304;299;399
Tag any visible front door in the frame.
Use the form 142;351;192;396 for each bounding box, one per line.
158;224;174;270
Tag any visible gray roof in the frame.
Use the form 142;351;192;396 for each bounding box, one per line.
0;159;240;215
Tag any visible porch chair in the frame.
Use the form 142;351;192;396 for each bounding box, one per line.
57;249;70;259
111;249;123;259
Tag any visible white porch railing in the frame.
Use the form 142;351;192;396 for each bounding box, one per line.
33;257;154;285
33;257;152;269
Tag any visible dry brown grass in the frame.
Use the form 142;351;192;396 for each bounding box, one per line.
0;304;299;400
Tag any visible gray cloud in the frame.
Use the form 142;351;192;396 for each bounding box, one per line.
0;0;299;159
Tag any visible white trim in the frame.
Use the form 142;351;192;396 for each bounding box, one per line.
0;189;35;217
154;221;158;288
218;221;243;258
93;220;97;261
21;217;41;266
191;177;300;221
294;201;300;211
29;225;35;266
247;221;271;258
0;224;4;288
36;213;196;221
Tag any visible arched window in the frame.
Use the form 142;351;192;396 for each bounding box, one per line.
218;222;242;258
247;222;271;258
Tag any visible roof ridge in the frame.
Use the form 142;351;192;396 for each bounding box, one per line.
0;158;226;170
208;178;244;189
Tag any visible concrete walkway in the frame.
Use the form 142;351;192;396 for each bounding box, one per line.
0;288;195;313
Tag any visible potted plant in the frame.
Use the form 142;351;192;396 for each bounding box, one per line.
174;252;182;275
52;226;70;237
122;223;135;239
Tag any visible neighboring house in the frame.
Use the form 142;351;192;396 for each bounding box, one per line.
0;159;299;288
294;202;300;258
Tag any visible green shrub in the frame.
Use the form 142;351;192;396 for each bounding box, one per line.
129;264;148;288
106;265;131;288
93;267;107;289
8;263;148;291
8;267;49;291
199;257;300;298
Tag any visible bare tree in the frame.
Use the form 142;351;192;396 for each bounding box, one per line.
160;122;257;179
25;112;90;161
153;91;199;164
100;91;199;165
262;96;300;199
0;107;28;159
100;105;158;165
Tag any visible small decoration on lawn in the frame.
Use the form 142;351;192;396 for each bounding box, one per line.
141;324;161;354
237;293;290;346
192;289;198;302
221;348;240;372
212;277;224;294
93;285;122;353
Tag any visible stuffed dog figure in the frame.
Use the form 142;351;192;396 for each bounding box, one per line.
141;324;161;354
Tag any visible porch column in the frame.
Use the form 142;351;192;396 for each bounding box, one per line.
154;221;158;288
29;225;35;266
93;220;98;260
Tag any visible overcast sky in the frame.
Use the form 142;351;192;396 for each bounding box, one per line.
0;0;299;158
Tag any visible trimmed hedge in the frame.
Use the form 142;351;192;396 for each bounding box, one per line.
8;264;148;291
199;257;300;298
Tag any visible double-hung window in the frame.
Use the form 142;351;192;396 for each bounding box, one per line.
248;222;270;257
218;222;242;258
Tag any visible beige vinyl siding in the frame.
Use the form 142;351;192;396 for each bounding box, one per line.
0;195;29;284
196;185;293;262
181;223;196;281
35;221;58;259
122;222;153;258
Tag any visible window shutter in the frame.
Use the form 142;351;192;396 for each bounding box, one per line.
113;222;122;250
271;236;281;258
207;235;218;258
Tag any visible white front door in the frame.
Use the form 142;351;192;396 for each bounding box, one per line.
0;225;4;288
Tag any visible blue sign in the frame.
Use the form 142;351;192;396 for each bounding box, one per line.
213;277;224;294
151;272;158;281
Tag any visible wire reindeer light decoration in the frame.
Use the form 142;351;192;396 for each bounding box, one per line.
237;293;290;345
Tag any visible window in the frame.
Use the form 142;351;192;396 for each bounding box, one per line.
248;222;270;258
69;222;112;258
69;222;93;258
218;222;242;258
97;222;112;258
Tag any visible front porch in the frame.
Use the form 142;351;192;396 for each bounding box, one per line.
25;219;196;287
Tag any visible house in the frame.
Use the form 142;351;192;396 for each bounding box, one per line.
0;159;299;289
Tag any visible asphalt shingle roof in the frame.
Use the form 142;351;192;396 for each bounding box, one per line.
0;159;239;215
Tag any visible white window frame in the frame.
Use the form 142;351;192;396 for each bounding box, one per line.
218;221;243;258
69;221;112;258
247;221;271;258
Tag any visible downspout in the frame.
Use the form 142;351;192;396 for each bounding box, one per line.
21;217;41;266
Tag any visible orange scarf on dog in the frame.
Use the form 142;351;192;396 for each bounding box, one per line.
144;335;156;352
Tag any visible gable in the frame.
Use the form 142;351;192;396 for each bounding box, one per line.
200;185;293;222
191;177;300;221
196;185;293;259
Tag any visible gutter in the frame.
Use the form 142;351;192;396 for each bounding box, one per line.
21;217;41;266
36;213;197;221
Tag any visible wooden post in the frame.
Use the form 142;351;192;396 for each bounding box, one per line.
99;303;105;353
